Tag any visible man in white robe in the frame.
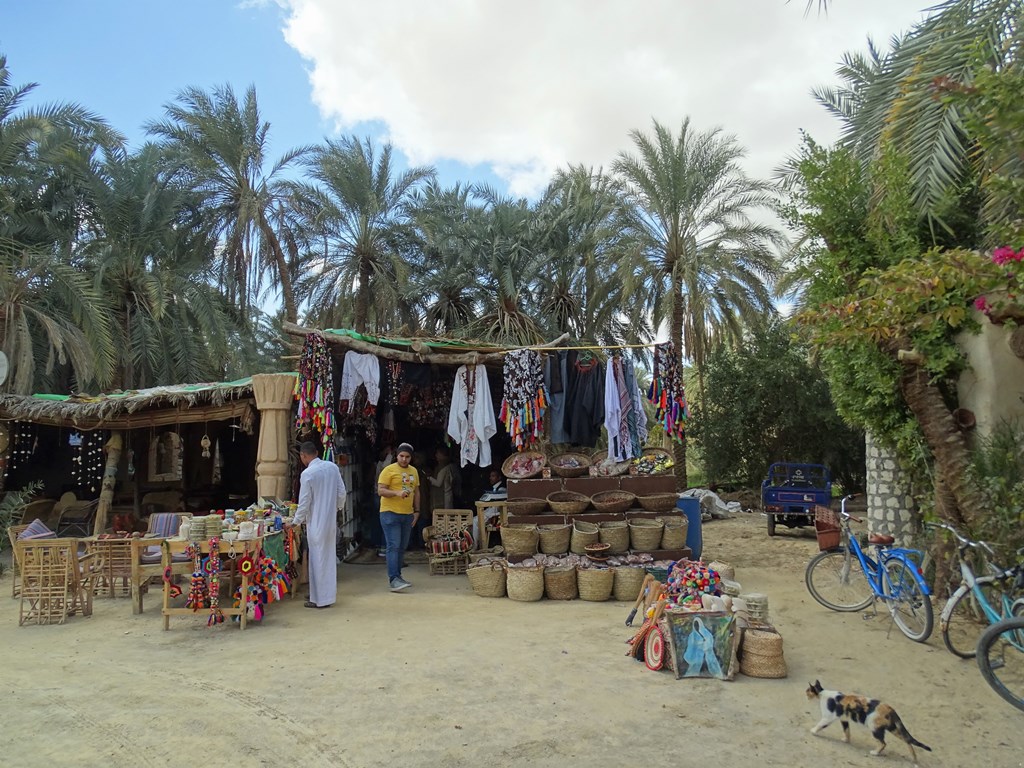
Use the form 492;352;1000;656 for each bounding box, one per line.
289;442;347;609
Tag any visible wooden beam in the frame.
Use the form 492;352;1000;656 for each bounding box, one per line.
0;399;256;431
281;322;570;365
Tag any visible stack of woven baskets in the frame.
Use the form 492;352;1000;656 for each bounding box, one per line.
739;625;787;678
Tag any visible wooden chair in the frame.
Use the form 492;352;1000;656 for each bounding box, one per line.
422;509;475;575
19;498;57;527
18;538;96;626
87;537;135;598
130;512;192;614
8;523;30;598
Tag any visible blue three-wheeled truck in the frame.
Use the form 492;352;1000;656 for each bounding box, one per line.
761;462;832;536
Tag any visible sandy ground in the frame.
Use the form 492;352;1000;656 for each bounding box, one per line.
2;512;1022;768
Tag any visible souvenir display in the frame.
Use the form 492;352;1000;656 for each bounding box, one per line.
499;349;548;451
295;333;336;459
647;341;688;443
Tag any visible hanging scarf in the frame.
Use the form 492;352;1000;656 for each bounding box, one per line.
294;333;336;460
647;342;688;442
499;349;548;451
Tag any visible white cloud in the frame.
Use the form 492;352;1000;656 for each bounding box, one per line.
279;0;927;196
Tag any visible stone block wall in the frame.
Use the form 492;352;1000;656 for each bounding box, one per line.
865;432;917;544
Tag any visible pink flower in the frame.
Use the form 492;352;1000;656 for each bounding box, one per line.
974;295;989;313
992;246;1021;265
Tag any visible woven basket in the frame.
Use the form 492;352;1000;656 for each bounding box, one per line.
637;493;678;512
547;491;591;515
466;561;507;598
591;490;636;514
657;516;688;549
629;519;665;551
502;450;546;480
598;520;629;554
544;566;578;600
740;627;787;679
709;560;735;581
577;567;614;602
590;450;631;477
570;520;600;554
634;446;674;475
501;524;539;556
537;523;571;554
506;565;545;602
548;452;592;478
505;497;549;516
612;566;647;602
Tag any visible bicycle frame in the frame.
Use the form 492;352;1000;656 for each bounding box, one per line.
836;512;932;601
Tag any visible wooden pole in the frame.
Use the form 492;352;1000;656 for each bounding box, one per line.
94;431;123;535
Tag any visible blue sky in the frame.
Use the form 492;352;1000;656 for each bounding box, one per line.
3;1;928;198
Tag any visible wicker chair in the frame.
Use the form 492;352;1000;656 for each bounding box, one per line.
8;523;30;598
55;498;99;537
422;509;475;575
87;537;135;598
18;538;96;626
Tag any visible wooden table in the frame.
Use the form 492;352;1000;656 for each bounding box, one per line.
474;500;510;550
161;536;264;630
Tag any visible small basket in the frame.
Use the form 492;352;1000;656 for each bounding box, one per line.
506;564;545;602
632;446;674;475
570;520;599;554
591;490;636;514
612;566;647;602
708;560;735;581
637;493;679;512
598;520;630;554
740;626;787;679
501;524;539;556
576;567;614;602
466;561;507;598
590;450;631;477
657;516;687;549
814;505;841;551
547;490;591;515
548;452;592;478
502;450;546;480
505;497;549;516
544;566;578;600
537;523;571;554
628;519;665;551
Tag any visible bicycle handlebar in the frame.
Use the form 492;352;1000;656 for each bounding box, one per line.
838;494;863;524
925;520;996;557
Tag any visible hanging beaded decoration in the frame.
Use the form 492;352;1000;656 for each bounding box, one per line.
295;333;336;460
185;543;208;612
647;342;689;443
207;537;224;626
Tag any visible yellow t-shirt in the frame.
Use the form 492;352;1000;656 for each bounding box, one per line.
378;462;419;514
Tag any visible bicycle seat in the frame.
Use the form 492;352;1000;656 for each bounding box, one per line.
868;532;895;546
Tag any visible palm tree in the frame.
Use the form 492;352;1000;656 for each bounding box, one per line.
294;136;434;333
147;84;309;324
613;118;784;487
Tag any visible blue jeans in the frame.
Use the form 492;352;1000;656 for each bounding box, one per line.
380;511;413;582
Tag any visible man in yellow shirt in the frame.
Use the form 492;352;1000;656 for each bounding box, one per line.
377;442;420;591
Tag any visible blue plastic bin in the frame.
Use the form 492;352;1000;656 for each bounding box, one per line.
676;497;702;560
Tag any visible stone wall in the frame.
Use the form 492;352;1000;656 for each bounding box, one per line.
865;432;917;544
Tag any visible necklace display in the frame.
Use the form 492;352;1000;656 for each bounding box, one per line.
295;333;336;460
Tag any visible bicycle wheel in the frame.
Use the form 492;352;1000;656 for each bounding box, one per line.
977;616;1024;713
883;558;934;642
942;581;1013;659
805;550;874;612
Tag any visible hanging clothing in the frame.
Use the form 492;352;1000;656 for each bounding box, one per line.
500;349;548;451
613;358;633;458
295;334;336;459
564;351;605;447
648;342;688;442
544;352;571;444
604;360;626;461
448;364;497;467
293;457;347;608
338;351;381;413
623;363;647;457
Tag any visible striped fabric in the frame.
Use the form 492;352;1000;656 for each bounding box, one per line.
17;518;56;540
428;530;473;555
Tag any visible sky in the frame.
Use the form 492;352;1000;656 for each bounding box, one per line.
3;0;930;199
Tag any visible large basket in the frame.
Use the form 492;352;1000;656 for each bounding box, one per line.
570;520;599;554
708;560;735;581
537;523;571;554
547;491;591;515
628;519;665;551
576;567;614;601
814;505;841;551
657;516;688;549
591;490;636;514
740;626;787;679
506;564;545;602
544;566;578;600
548;452;592;478
598;521;630;554
501;524;539;556
632;446;674;475
502;451;546;480
637;493;679;512
466;561;507;598
590;450;631;477
505;497;549;516
612;566;647;602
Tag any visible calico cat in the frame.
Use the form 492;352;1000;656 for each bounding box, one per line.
806;680;932;765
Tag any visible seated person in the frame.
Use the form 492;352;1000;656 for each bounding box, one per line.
476;469;507;544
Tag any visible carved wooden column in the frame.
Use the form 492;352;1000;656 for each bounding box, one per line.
252;373;296;500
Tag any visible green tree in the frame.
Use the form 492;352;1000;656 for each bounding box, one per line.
613;118;784;488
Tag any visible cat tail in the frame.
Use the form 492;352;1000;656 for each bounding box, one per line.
894;715;931;752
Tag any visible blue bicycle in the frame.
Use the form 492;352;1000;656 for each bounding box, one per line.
805;495;934;642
